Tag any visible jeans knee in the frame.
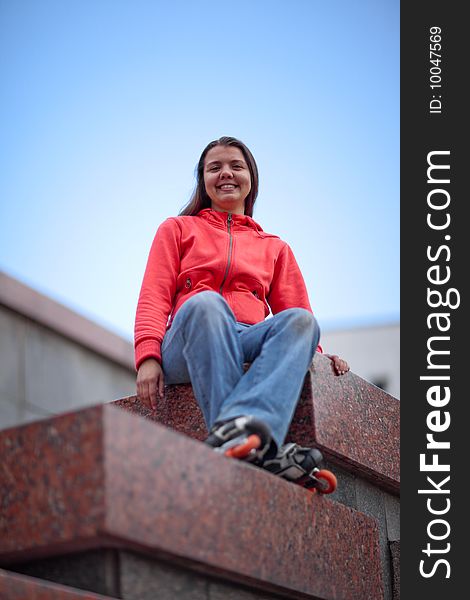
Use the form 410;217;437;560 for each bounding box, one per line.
183;291;229;323
282;308;320;342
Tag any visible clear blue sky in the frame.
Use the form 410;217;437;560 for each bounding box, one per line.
0;0;399;341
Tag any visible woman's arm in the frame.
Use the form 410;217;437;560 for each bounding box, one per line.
134;218;181;370
267;242;312;315
266;242;350;374
267;242;323;352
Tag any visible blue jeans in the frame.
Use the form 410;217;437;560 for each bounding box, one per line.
161;291;320;448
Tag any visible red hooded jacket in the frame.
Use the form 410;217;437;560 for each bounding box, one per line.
134;208;321;370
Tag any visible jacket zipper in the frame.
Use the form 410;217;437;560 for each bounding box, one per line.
219;213;233;294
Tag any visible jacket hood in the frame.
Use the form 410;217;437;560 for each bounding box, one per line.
197;208;277;237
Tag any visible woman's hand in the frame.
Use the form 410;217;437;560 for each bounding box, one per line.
324;354;350;376
136;358;164;410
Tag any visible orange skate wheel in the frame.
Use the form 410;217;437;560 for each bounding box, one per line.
315;469;337;494
225;434;261;458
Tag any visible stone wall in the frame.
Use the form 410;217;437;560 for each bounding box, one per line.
0;272;135;430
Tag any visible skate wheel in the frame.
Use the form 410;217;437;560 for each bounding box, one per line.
315;469;337;494
225;434;261;458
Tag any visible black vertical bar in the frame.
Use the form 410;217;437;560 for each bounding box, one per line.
401;2;466;597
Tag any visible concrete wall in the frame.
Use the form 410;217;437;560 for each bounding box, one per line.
0;303;135;430
320;323;400;398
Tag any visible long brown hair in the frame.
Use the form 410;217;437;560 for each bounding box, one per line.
179;136;259;217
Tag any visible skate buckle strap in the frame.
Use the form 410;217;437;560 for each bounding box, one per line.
300;467;322;489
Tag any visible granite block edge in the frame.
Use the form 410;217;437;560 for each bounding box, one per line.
0;567;118;599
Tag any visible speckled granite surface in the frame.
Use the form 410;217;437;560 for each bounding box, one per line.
389;541;400;600
0;404;384;600
0;568;115;599
294;354;400;494
115;353;400;493
1;406;106;558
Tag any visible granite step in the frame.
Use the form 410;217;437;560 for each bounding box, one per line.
0;403;384;600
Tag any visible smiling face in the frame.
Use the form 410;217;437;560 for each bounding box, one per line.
203;145;252;214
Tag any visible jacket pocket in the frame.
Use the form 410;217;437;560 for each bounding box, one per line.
175;269;219;301
229;275;268;323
